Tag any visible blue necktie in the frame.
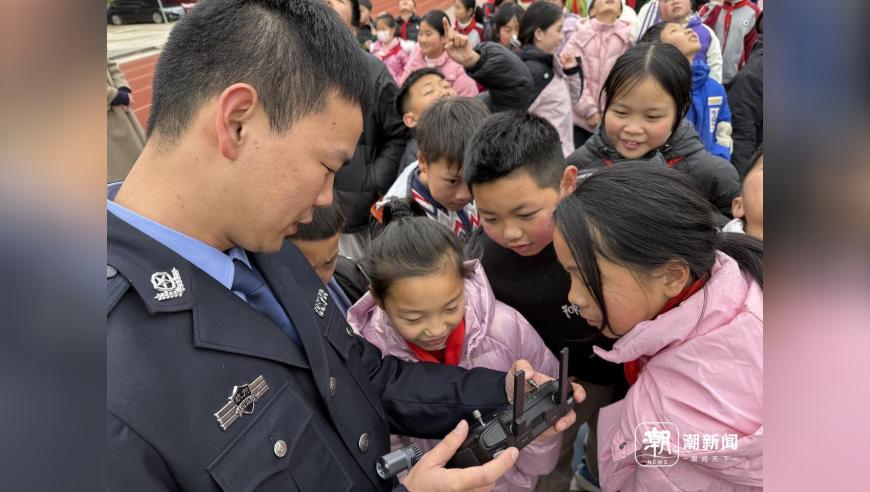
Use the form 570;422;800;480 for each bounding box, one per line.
232;260;302;347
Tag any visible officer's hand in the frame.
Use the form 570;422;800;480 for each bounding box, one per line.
442;17;480;68
401;420;518;492
505;360;585;440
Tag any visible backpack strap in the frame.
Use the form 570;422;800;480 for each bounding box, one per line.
107;264;130;314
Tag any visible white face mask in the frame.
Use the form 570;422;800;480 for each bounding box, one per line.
510;34;520;48
377;30;393;43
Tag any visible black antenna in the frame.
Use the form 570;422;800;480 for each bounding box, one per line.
512;370;526;435
557;348;569;405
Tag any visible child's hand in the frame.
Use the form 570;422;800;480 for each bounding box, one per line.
558;52;578;70
506;360;584;439
442;16;480;68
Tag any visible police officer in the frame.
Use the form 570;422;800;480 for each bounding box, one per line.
107;1;584;490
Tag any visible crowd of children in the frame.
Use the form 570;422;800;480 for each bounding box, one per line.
313;1;766;490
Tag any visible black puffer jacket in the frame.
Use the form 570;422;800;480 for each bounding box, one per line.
728;35;763;177
566;119;739;221
335;52;410;232
467;41;534;113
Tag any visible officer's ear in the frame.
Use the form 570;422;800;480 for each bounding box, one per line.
216;83;259;161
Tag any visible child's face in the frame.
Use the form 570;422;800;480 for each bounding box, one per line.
418;21;445;58
534;18;565;54
604;76;677;159
553;228;681;338
419;157;473;212
404;74;457;128
498;17;520;47
291;234;340;285
376;19;395;42
453;0;471;22
590;0;621;19
659;22;701;58
659;0;691;22
473;169;575;257
381;262;466;351
732;157;764;239
399;0;416;14
360;5;371;25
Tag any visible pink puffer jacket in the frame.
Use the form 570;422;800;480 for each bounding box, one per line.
560;18;633;132
594;252;763;491
398;47;479;97
348;260;560;491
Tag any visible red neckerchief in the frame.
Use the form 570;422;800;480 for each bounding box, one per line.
379;42;402;61
624;276;707;385
406;318;466;366
454;18;478;36
400;18;410;40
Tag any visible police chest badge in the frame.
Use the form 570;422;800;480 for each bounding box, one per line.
314;288;329;318
214;375;269;431
151;268;185;301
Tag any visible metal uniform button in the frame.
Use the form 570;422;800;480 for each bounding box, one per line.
274;440;287;458
358;433;370;453
329;377;337;397
619;442;626;450
346;324;354;337
107;265;117;278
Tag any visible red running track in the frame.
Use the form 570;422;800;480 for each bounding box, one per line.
119;0;453;129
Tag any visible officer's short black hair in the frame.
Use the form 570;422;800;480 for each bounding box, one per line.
290;199;346;241
148;0;373;146
464;111;566;190
741;144;764;190
395;67;446;115
417;97;490;166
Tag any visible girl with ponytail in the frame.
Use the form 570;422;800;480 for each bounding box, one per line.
349;200;562;491
552;163;763;491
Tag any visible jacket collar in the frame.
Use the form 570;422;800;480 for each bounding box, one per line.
107;211;310;369
593;252;753;363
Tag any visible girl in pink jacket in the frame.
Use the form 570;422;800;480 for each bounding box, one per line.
517;2;583;157
349;207;561;491
552;164;763;491
560;0;632;145
398;10;478;97
371;13;410;83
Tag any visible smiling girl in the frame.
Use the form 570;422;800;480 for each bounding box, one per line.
349;202;561;491
565;42;739;219
399;10;478;96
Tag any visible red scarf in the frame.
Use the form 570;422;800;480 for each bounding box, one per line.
379;42;402;61
454;18;479;37
406;318;466;366
624;276;707;385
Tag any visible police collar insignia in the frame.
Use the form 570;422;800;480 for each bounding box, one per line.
314;288;328;318
151;268;185;301
214;375;270;431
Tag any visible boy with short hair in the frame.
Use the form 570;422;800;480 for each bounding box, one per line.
374;97;489;240
723;146;763;240
289;198;367;315
464;111;626;491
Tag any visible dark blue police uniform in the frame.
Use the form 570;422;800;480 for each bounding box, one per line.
107;211;508;490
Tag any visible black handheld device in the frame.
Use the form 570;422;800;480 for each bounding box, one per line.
446;347;573;468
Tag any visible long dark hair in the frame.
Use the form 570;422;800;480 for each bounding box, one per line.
601;42;691;134
457;0;485;24
518;1;563;46
553;163;762;334
360;200;471;300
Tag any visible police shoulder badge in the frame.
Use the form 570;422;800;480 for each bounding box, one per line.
214;375;269;431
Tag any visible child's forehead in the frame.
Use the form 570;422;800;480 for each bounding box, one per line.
410;74;447;94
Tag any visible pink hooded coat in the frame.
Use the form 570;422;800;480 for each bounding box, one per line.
560;17;633;133
348;260;560;491
398;46;479;97
371;37;410;83
593;252;763;491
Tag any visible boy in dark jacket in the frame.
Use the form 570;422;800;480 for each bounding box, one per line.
396;0;421;41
